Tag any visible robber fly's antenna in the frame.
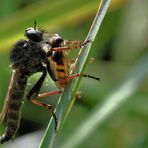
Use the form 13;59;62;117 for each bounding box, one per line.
34;20;37;30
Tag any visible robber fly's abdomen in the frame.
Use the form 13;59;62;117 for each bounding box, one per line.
0;70;28;144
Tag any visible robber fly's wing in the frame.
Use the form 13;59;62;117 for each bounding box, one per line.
0;68;20;123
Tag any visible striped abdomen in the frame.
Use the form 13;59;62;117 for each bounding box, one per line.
0;69;28;144
55;63;69;88
51;51;69;89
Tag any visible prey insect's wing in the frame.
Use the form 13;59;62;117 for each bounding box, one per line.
63;40;83;74
63;55;71;76
0;68;20;123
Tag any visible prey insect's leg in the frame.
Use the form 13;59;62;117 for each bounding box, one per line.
65;40;92;49
47;40;92;53
51;47;71;51
68;40;92;74
82;39;92;46
27;67;46;99
31;100;58;131
67;73;100;81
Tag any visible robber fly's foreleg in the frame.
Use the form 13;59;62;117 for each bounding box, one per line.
31;100;58;130
27;60;59;99
26;67;47;99
27;61;62;100
46;61;57;81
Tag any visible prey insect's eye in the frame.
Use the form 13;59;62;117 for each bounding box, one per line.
50;34;63;47
25;27;43;42
53;34;63;41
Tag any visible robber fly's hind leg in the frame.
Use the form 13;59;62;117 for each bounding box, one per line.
26;67;47;99
26;66;59;131
31;100;58;131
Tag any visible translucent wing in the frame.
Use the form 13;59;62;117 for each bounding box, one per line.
0;68;20;123
63;40;83;74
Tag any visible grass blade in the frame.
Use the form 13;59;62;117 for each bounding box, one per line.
60;52;148;148
39;0;112;147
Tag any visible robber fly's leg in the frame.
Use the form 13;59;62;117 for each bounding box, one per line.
25;62;60;130
31;100;58;131
26;61;61;99
27;67;46;99
26;65;59;130
46;61;57;81
37;90;62;99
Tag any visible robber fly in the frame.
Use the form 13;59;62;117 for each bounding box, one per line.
42;34;100;91
0;22;59;144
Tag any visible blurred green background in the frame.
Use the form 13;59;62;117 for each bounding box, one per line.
0;0;148;148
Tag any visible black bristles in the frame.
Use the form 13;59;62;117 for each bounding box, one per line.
34;20;37;30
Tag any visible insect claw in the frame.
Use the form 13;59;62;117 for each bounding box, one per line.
46;105;58;131
82;39;93;46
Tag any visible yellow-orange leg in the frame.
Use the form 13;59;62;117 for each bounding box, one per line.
52;47;71;51
67;73;81;79
51;40;92;52
65;59;76;63
31;100;58;130
64;40;92;49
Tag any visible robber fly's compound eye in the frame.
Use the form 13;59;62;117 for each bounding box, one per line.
25;27;43;42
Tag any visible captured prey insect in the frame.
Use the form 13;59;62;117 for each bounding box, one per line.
0;22;60;144
42;33;100;91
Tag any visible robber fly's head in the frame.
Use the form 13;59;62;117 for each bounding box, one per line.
49;34;64;47
25;27;43;42
24;21;44;42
